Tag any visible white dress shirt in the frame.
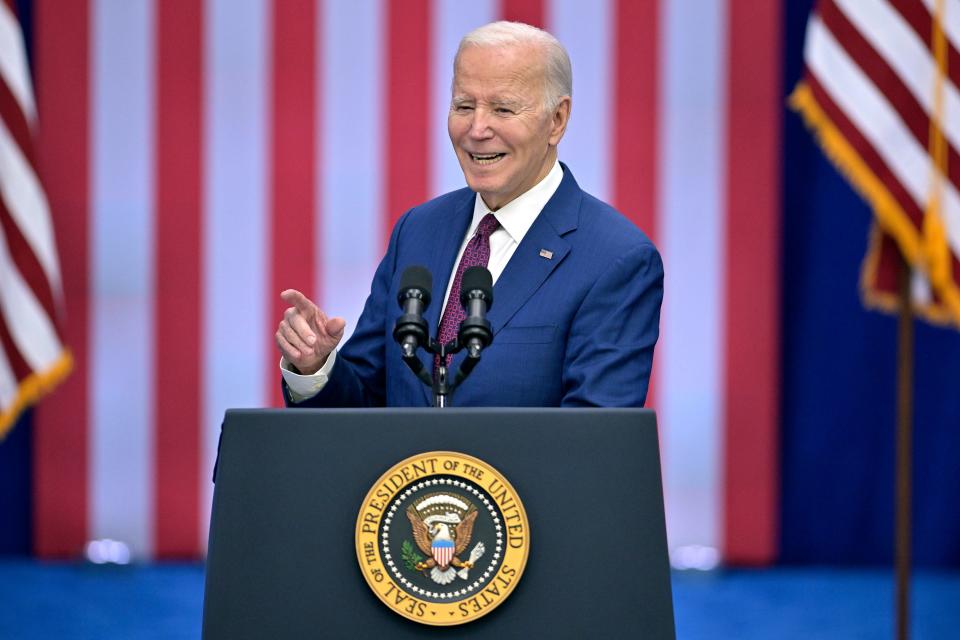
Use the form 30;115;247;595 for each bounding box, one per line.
282;160;564;401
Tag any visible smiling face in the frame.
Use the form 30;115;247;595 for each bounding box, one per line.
448;44;570;211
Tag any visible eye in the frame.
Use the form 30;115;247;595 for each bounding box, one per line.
454;104;474;113
495;107;514;115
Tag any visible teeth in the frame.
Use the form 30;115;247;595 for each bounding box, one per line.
470;153;504;165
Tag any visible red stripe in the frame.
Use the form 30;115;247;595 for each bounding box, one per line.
499;0;545;27
155;0;202;558
611;0;660;410
888;0;960;89
32;0;89;558
0;202;58;324
384;0;431;240
806;71;927;225
0;77;37;169
873;232;904;294
270;0;318;406
722;0;781;565
612;0;658;237
0;315;31;380
820;0;960;191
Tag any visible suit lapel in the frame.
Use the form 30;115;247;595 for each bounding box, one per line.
487;166;581;335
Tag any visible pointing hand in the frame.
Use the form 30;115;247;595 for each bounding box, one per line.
275;289;346;374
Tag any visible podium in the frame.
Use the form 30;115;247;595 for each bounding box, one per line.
203;409;675;638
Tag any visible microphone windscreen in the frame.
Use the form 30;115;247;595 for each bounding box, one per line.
460;266;493;307
399;265;432;306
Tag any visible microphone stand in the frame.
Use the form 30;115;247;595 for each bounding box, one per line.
419;336;482;408
395;325;484;407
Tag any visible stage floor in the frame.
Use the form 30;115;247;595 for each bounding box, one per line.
0;561;957;638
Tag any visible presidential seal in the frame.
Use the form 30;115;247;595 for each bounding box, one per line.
355;451;529;626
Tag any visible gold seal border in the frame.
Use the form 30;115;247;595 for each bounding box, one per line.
355;451;530;626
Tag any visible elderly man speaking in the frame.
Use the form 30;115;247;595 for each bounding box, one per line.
274;21;663;407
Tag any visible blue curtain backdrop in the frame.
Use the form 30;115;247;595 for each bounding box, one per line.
781;0;960;566
0;413;31;554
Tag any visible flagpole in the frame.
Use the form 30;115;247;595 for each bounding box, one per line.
895;256;913;640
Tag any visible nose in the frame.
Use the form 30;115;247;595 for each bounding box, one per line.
467;108;494;140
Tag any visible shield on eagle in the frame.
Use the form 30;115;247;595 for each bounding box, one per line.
432;538;455;568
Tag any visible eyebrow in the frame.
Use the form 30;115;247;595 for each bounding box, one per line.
451;96;525;109
490;99;523;110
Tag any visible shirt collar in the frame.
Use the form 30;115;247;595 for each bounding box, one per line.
469;160;563;243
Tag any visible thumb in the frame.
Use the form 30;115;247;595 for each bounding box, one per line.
326;316;346;341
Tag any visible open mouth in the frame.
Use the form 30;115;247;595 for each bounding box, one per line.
469;152;506;166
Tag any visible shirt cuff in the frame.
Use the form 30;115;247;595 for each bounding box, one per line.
280;351;337;403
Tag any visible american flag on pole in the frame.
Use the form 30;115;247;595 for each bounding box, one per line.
791;0;960;327
0;0;71;440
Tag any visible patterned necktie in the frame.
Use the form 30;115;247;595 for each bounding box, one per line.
435;212;500;370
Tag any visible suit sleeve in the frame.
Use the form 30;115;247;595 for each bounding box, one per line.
282;210;411;407
560;241;664;407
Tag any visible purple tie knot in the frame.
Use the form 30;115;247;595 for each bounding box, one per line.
476;212;499;238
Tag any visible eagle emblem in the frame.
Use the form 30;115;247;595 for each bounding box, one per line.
406;492;486;585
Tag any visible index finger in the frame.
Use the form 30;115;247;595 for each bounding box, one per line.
280;289;317;317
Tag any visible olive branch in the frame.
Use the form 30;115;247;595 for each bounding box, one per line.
401;539;424;571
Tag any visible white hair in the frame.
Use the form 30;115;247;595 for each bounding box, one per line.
454;21;573;111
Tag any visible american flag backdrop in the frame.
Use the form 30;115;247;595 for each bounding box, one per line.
31;0;781;562
792;0;960;327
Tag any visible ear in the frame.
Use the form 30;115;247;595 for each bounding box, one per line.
548;96;571;147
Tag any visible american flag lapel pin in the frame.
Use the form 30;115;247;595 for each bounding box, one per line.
539;249;553;259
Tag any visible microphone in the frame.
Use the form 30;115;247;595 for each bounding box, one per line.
457;266;494;357
393;266;432;357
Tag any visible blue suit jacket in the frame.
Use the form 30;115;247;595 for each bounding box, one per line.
286;165;663;407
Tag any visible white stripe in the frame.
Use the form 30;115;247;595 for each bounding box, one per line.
201;0;269;554
807;17;960;259
320;0;384;340
658;0;727;554
0;336;18;408
833;0;960;167
431;0;496;197
912;267;933;305
921;0;960;53
90;0;154;559
0;2;36;122
548;0;613;201
0;206;62;370
0;119;63;300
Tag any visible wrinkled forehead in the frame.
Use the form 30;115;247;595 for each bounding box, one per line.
451;44;547;101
